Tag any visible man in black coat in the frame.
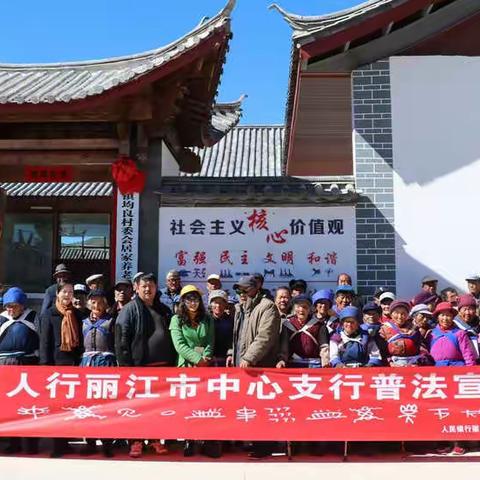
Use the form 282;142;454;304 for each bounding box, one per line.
115;273;175;458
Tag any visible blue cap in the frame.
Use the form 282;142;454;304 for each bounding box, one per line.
3;287;27;307
312;289;334;306
339;306;360;321
292;293;312;305
362;302;382;314
335;285;355;295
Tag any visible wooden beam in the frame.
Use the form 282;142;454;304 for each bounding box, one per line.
0;165;111;182
0;139;119;150
0;150;116;166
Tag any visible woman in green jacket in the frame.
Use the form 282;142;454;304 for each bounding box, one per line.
169;284;219;457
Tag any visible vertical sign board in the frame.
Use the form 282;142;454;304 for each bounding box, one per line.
159;206;357;294
115;191;140;280
0;188;5;287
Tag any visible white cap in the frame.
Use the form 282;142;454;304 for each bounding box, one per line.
85;274;104;285
207;274;221;282
74;284;88;294
379;291;396;303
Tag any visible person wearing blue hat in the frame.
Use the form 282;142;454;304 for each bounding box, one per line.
277;294;329;368
312;289;339;335
361;302;383;338
333;285;355;316
329;306;383;368
0;287;39;454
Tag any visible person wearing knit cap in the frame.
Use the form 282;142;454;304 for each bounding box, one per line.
430;301;478;457
430;302;477;367
329;306;383;368
276;294;329;368
379;300;431;366
411;290;440;311
454;294;480;355
0;287;40;455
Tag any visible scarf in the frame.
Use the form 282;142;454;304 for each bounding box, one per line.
56;300;80;352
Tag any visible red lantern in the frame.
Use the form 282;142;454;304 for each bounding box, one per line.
112;156;146;194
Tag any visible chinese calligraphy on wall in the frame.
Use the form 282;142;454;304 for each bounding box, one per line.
115;192;139;280
159;207;356;291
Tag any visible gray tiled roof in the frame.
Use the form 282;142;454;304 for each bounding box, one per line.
0;0;235;105
270;0;396;40
0;182;113;197
60;247;109;260
190;125;285;177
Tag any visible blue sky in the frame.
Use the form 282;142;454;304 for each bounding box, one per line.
0;0;358;124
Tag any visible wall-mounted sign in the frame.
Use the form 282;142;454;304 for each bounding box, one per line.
115;192;139;280
23;166;74;183
159;206;357;293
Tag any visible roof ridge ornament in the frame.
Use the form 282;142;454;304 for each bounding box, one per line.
220;0;236;17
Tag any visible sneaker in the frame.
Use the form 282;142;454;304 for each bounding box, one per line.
451;446;466;456
150;441;168;455
129;441;143;458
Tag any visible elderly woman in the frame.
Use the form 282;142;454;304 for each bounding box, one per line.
39;281;83;458
170;285;217;458
0;287;39;454
379;300;430;366
410;303;434;349
431;302;477;456
454;294;480;356
430;302;477;367
330;306;383;367
277;294;329;368
78;289;116;458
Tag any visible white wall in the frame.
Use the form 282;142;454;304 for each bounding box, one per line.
391;56;480;296
161;141;180;176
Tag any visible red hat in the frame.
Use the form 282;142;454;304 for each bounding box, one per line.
389;300;411;313
433;301;456;317
457;294;477;310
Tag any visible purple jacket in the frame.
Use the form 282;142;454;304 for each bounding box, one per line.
429;327;477;366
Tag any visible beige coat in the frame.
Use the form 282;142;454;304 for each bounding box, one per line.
238;294;281;367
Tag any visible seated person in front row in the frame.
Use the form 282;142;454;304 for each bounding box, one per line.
330;306;384;368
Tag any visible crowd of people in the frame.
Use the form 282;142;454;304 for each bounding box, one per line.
1;264;480;458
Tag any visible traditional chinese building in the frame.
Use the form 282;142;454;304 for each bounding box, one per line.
272;0;480;297
0;1;241;295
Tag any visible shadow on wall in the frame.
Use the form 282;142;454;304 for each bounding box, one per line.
356;197;468;301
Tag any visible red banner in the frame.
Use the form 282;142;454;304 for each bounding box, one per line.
23;166;74;183
2;366;480;440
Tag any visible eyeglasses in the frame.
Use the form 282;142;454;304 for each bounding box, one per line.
184;295;200;303
235;289;247;295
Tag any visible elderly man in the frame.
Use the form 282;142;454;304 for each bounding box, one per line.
111;278;133;320
466;275;480;305
421;275;438;295
86;274;105;292
160;269;182;312
115;273;175;458
40;263;72;316
229;275;280;458
275;286;292;319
